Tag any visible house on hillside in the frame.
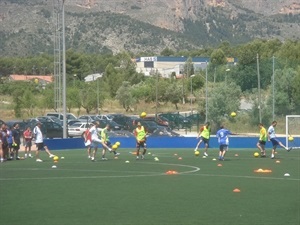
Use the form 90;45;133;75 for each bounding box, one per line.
84;73;103;82
133;56;237;78
9;74;53;85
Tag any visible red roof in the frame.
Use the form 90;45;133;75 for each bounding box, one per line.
9;74;53;83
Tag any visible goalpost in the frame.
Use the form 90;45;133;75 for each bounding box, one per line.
285;115;300;149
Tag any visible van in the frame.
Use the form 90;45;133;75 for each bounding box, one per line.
46;112;77;122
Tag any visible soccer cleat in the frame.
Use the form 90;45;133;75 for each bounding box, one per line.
49;154;55;158
91;157;95;161
204;152;208;157
108;148;112;152
24;154;27;158
287;147;293;152
271;154;275;159
141;155;145;160
28;154;33;158
36;159;43;162
16;156;20;160
114;153;120;156
194;148;198;152
101;157;108;161
136;156;140;160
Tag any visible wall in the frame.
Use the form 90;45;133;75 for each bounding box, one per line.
44;136;287;150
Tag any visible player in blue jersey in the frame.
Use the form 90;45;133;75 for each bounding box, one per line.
267;120;291;159
216;125;236;161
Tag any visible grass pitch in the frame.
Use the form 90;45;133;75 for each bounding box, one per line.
0;148;299;225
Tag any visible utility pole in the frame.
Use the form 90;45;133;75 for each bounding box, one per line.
272;56;275;121
257;53;262;123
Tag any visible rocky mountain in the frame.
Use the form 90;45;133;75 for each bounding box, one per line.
0;0;299;56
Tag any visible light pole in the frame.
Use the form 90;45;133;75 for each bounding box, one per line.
155;69;158;120
97;77;99;114
205;62;208;122
272;56;275;121
73;74;77;87
190;74;195;112
257;53;262;123
225;68;230;84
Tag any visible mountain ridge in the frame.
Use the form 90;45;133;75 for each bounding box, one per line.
0;0;299;56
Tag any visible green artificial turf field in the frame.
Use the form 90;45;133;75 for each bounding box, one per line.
0;148;299;225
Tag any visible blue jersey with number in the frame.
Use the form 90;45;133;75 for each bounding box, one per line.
216;128;232;145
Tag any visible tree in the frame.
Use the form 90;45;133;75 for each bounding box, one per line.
273;68;297;115
207;82;241;124
116;81;135;112
164;82;182;110
291;66;300;113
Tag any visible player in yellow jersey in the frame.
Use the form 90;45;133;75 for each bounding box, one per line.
194;122;211;157
257;123;267;157
134;122;147;160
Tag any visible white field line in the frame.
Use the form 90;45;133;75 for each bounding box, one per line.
0;162;200;181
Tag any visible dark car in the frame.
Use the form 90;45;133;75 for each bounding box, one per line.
29;121;63;139
159;113;192;129
126;118;164;133
143;115;176;129
0;119;5;127
186;113;202;125
111;115;132;127
5;120;28;137
98;119;124;131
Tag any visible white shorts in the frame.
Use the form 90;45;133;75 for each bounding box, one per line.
92;137;102;148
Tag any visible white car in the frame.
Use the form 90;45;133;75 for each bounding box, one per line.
68;122;92;137
97;114;113;121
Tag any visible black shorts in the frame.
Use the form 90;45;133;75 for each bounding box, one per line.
36;142;46;151
201;137;210;145
258;140;266;145
219;144;228;152
136;140;146;148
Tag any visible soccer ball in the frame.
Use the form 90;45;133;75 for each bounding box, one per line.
288;136;294;141
230;112;236;117
112;144;118;150
254;152;259;157
194;151;200;156
140;112;147;118
53;156;59;161
115;141;121;147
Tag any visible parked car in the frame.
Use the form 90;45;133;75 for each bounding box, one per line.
159;113;192;129
46;112;77;123
143;115;173;128
77;115;100;123
186;113;202;125
68;122;92;137
29;121;63;139
96;114;113;121
5;120;28;137
98;119;124;131
111;115;132;127
125;118;164;133
36;116;63;126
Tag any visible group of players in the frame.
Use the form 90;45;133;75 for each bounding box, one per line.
0;122;56;162
83;121;147;161
1;118;292;163
194;120;292;161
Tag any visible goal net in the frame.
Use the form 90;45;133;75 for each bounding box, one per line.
286;115;300;149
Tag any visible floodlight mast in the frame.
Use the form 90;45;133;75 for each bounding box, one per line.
53;0;67;138
62;0;67;138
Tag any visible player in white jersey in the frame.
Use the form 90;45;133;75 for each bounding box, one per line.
89;121;111;161
33;122;55;162
267;121;291;159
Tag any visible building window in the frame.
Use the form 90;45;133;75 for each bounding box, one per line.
144;61;154;68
